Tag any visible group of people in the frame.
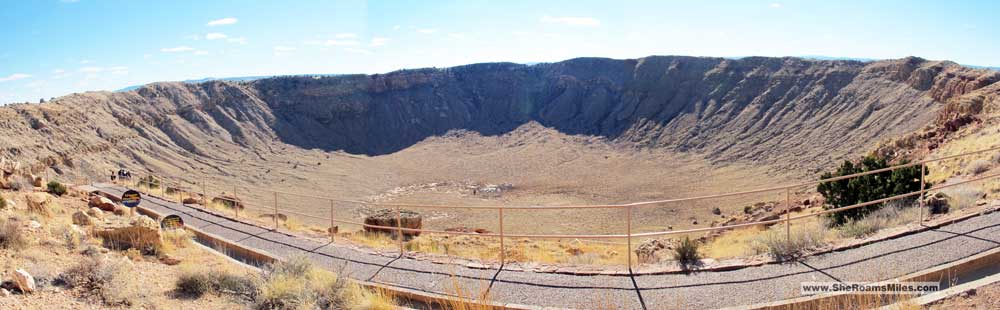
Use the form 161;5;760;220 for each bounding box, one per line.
110;169;132;182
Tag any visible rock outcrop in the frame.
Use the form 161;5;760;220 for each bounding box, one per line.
364;209;422;238
95;215;163;253
26;193;54;216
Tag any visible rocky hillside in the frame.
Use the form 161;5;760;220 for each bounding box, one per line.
1;56;998;180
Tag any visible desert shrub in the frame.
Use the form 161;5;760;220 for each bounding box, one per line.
176;271;213;298
837;199;915;239
0;218;28;250
752;222;827;262
672;237;703;270
743;206;753;214
62;256;143;306
47;181;67;196
817;155;927;226
939;185;985;210
55;224;84;250
711;207;722;215
967;159;992;175
255;256;349;310
0;195;6;209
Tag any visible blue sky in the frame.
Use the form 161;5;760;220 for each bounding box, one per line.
1;0;998;104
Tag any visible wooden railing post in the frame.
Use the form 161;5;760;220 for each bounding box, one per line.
273;191;279;230
627;205;633;271
499;207;505;265
919;163;926;223
785;188;792;242
202;180;207;208
396;207;405;257
330;200;337;242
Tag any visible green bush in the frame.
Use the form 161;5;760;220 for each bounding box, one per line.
672;237;703;270
47;181;68;196
817;155;927;226
176;272;213;298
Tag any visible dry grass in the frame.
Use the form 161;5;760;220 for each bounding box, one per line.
837;200;920;239
937;184;986;210
0;217;29;250
751;221;831;262
704;226;767;259
61;256;145;306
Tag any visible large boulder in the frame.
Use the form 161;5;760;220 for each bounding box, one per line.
26;193;54;216
635;239;674;265
211;192;244;209
364;209;422;239
72;211;93;226
89;195;116;212
12;269;35;294
95;215;163;253
87;207;104;218
30;175;44;188
925;192;951;214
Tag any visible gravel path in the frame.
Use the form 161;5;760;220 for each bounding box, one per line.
92;184;1000;310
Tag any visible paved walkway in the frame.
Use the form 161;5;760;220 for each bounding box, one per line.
91;184;1000;310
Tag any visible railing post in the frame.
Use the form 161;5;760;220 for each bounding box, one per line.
330;200;337;242
233;185;239;218
202;180;207;208
499;207;505;265
785;188;792;242
627;205;633;271
919;163;926;223
273;191;279;230
396;207;405;257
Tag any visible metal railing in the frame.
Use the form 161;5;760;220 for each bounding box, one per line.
107;145;1000;270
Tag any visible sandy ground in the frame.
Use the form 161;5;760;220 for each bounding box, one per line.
926;282;1000;309
0;191;248;309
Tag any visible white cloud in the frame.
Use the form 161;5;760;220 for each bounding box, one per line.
770;2;783;8
207;17;238;26
392;25;401;30
0;73;30;82
448;33;466;40
60;0;79;3
273;46;296;52
227;37;247;44
161;46;195;52
370;37;390;47
205;32;228;40
52;69;65;74
540;15;601;27
335;33;357;39
194;50;210;55
417;28;438;34
52;69;71;79
77;66;128;76
79;59;93;64
323;39;359;46
343;48;372;54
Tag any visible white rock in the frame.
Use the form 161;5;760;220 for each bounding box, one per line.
12;269;35;293
29;221;41;229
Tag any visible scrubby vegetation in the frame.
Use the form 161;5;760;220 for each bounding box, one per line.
817;155;927;226
672;237;703;270
836;199;919;239
61;256;145;306
47;180;68;196
0;217;29;250
968;159;992;175
752;221;829;261
175;255;395;309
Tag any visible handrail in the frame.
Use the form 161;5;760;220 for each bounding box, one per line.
120;145;1000;269
192;145;1000;210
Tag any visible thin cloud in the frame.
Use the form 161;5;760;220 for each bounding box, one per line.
205;33;228;40
161;46;195;52
194;50;210;55
207;17;238;26
273;46;296;52
417;28;438;34
343;48;372;54
448;33;466;40
0;73;31;82
227;37;248;44
335;33;357;39
540;15;601;27
370;37;390;47
324;39;359;46
770;2;783;8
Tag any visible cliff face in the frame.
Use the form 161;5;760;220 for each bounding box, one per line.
1;56;998;178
